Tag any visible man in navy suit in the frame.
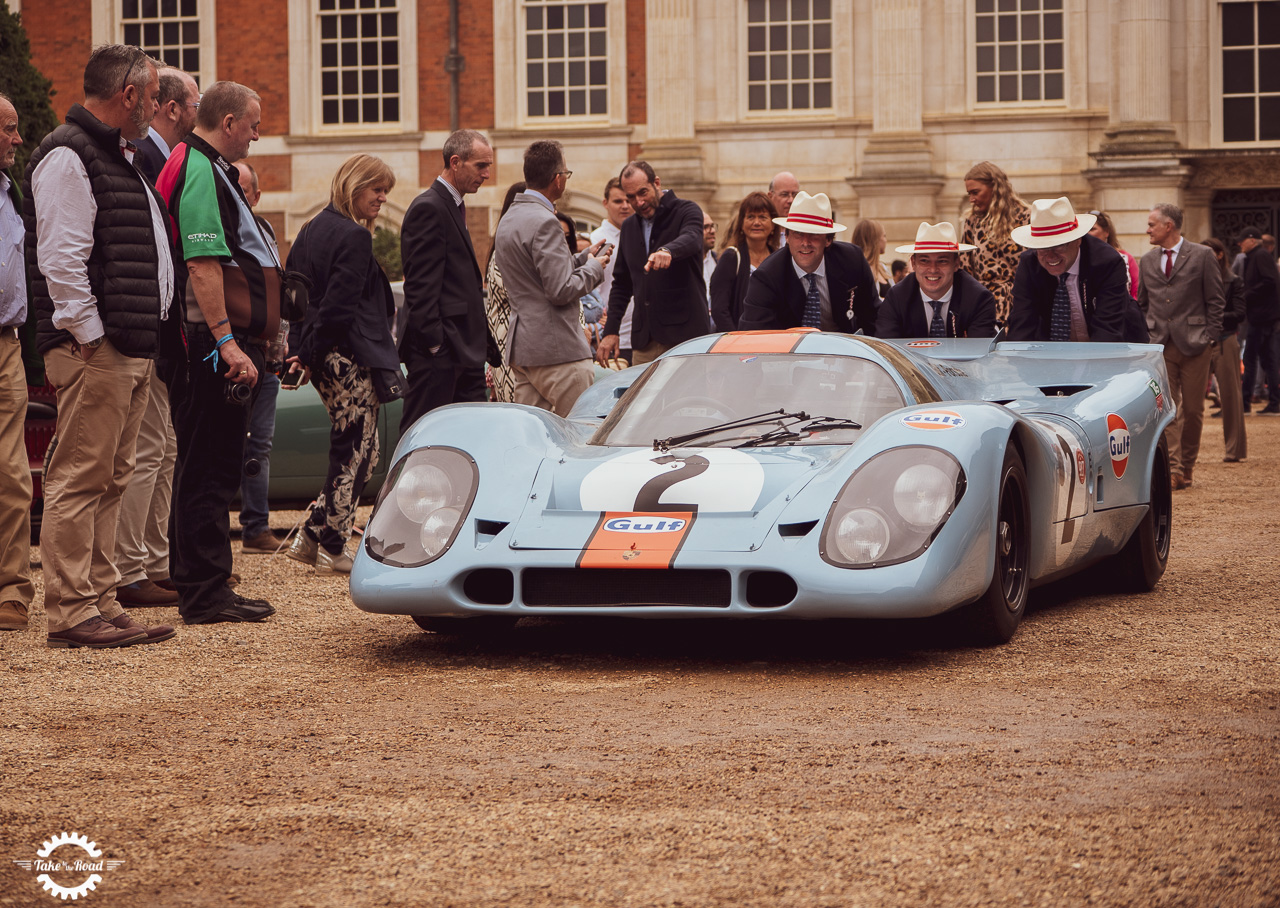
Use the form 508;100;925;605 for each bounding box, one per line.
876;221;997;339
738;191;879;335
133;66;199;184
399;129;493;433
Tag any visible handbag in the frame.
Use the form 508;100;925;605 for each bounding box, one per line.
371;365;407;403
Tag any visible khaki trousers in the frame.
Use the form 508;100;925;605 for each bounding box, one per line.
631;340;672;366
42;339;150;631
1210;335;1247;461
115;360;176;584
0;331;33;607
512;359;595;417
1162;344;1213;480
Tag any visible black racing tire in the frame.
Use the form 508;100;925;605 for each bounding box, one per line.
1111;436;1171;592
962;443;1031;646
411;615;518;636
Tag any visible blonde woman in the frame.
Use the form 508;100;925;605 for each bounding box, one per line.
960;161;1031;325
851;218;892;300
285;154;399;573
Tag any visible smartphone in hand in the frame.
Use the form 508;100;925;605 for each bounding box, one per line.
280;362;305;389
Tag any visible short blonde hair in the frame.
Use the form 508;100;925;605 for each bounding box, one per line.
330;154;397;231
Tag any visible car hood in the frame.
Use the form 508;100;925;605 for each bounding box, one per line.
508;445;847;552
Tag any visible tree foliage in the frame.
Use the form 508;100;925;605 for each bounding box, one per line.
373;225;403;281
0;1;59;180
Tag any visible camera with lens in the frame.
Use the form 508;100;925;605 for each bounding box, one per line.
224;379;253;406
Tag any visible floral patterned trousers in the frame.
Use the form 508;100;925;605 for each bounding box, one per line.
307;349;380;555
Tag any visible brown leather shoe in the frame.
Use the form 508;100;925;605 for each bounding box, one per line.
1171;473;1190;491
108;611;176;644
47;615;147;649
241;529;284;554
116;578;180;607
150;576;177;592
0;600;29;630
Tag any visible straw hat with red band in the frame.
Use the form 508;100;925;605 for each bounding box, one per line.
773;191;846;235
895;221;978;255
1010;197;1097;249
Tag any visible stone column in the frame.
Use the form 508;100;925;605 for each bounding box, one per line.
848;0;943;235
641;0;712;199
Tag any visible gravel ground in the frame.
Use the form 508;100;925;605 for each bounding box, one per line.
1;416;1277;907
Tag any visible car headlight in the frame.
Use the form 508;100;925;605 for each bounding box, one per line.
821;447;965;569
365;447;477;567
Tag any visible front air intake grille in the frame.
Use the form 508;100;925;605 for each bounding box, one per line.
522;568;732;607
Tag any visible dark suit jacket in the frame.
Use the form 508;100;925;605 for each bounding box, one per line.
603;189;708;349
709;242;755;332
875;271;997;339
1009;235;1149;343
1240;243;1280;326
287;205;399;372
398;179;486;368
133;135;168;185
737;241;880;335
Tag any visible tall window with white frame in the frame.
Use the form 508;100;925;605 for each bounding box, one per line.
122;0;202;80
524;1;608;118
974;0;1064;104
746;0;833;112
318;0;401;126
1221;1;1280;142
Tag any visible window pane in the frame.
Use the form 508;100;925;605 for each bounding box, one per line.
976;16;994;43
999;74;1018;101
342;98;358;122
1222;3;1254;47
749;55;766;81
791;23;809;51
749;84;767;109
1021;14;1039;41
547;5;563;29
748;0;766;23
1022;44;1040;70
813;52;830;79
323;99;339;123
1261;47;1280;92
770;0;787;19
569;89;585;115
382;97;399;121
548;90;565;115
1223;49;1255;94
528;92;545;116
770;24;788;50
527;34;543;58
792;0;809;18
1223;96;1255;141
1022;73;1040;101
813;22;831;48
161;0;176;18
526;6;542;29
123;0;139;17
1261;1;1280;42
589;4;605;28
977;45;994;73
998;14;1017;41
383;41;398;64
590;88;607;113
977;74;995;103
383;68;398;92
1043;42;1063;70
792;83;809;108
144;22;160;44
548;33;564;58
568;4;584;28
180;0;195;15
124;23;140;44
568;60;585;85
1043;71;1063;99
322;71;338;95
999;44;1017;71
813;80;831;108
770;83;788;109
589;31;606;54
1043;12;1062;40
589;60;607;85
770;53;787;79
976;0;993;10
792;54;809;78
528;63;544;88
748;25;766;52
1259;96;1280;140
362;69;378;93
342;70;358;93
812;0;830;18
548;61;564;87
363;97;379;121
568;31;584;57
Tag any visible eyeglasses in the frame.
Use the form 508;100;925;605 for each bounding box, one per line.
558;170;573;179
704;222;717;230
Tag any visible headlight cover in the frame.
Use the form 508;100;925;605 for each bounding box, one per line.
364;447;478;567
821;446;965;569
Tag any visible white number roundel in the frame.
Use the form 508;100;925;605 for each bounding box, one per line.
579;449;765;513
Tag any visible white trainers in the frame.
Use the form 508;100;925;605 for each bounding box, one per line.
315;547;353;574
286;529;319;566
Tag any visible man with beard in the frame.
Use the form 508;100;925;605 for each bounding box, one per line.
134;66;199;184
24;45;177;647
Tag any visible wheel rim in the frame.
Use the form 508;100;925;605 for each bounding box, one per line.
1151;452;1172;562
996;473;1029;610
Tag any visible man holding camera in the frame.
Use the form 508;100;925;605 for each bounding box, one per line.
157;81;278;625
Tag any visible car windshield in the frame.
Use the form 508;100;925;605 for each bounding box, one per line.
592;353;907;448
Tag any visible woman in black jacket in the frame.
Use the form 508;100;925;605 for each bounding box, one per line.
285;154;399;573
709;192;779;332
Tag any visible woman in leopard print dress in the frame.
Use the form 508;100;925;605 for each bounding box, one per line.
960;161;1030;327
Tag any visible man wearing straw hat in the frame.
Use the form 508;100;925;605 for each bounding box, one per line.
876;222;997;338
1007;197;1148;345
738;191;879;335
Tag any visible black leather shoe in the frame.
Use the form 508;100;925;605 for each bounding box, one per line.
188;599;276;624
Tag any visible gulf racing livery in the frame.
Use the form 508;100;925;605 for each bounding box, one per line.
351;330;1174;645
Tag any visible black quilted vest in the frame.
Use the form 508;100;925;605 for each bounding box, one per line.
22;104;167;358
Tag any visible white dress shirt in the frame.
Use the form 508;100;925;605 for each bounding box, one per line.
31;144;174;343
919;283;954;328
0;173;26;327
591;219;631;346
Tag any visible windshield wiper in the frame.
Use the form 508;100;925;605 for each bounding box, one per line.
735;414;864;448
654;409;808;452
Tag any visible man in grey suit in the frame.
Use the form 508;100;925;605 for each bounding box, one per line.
1137;202;1225;490
494;140;610;416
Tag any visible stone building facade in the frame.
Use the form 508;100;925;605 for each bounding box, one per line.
18;0;1280;258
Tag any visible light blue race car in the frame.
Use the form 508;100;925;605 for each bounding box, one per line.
350;330;1174;644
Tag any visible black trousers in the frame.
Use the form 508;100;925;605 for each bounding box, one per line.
400;348;485;436
170;327;265;622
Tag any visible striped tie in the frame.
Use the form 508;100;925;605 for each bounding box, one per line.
1050;273;1072;342
929;300;946;338
802;273;822;328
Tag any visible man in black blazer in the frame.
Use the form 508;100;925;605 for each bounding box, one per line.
399;129;493;433
1238;226;1280;413
1007;197;1148;344
737;191;879;335
876;222;997;338
596;161;708;366
134;66;199;184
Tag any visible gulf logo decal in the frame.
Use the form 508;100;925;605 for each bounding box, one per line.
579;512;695;569
900;410;966;430
1075;448;1087;485
906;340;940;348
1107;413;1130;479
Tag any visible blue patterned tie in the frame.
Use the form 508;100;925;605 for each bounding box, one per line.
803;273;822;328
929;300;946;338
1050;273;1072;342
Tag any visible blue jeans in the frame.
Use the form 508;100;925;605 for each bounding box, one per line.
239;371;279;537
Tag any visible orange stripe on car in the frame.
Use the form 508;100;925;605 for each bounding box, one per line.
709;329;814;355
577;512;696;569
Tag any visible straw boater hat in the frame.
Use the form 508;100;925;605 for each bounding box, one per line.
773;191;846;235
895;221;978;255
1010;197;1097;248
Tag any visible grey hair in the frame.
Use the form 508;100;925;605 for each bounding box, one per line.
1151;202;1183;231
441;129;490;167
195;81;260;130
83;44;157;101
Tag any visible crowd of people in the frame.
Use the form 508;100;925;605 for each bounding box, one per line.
1;44;1277;649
